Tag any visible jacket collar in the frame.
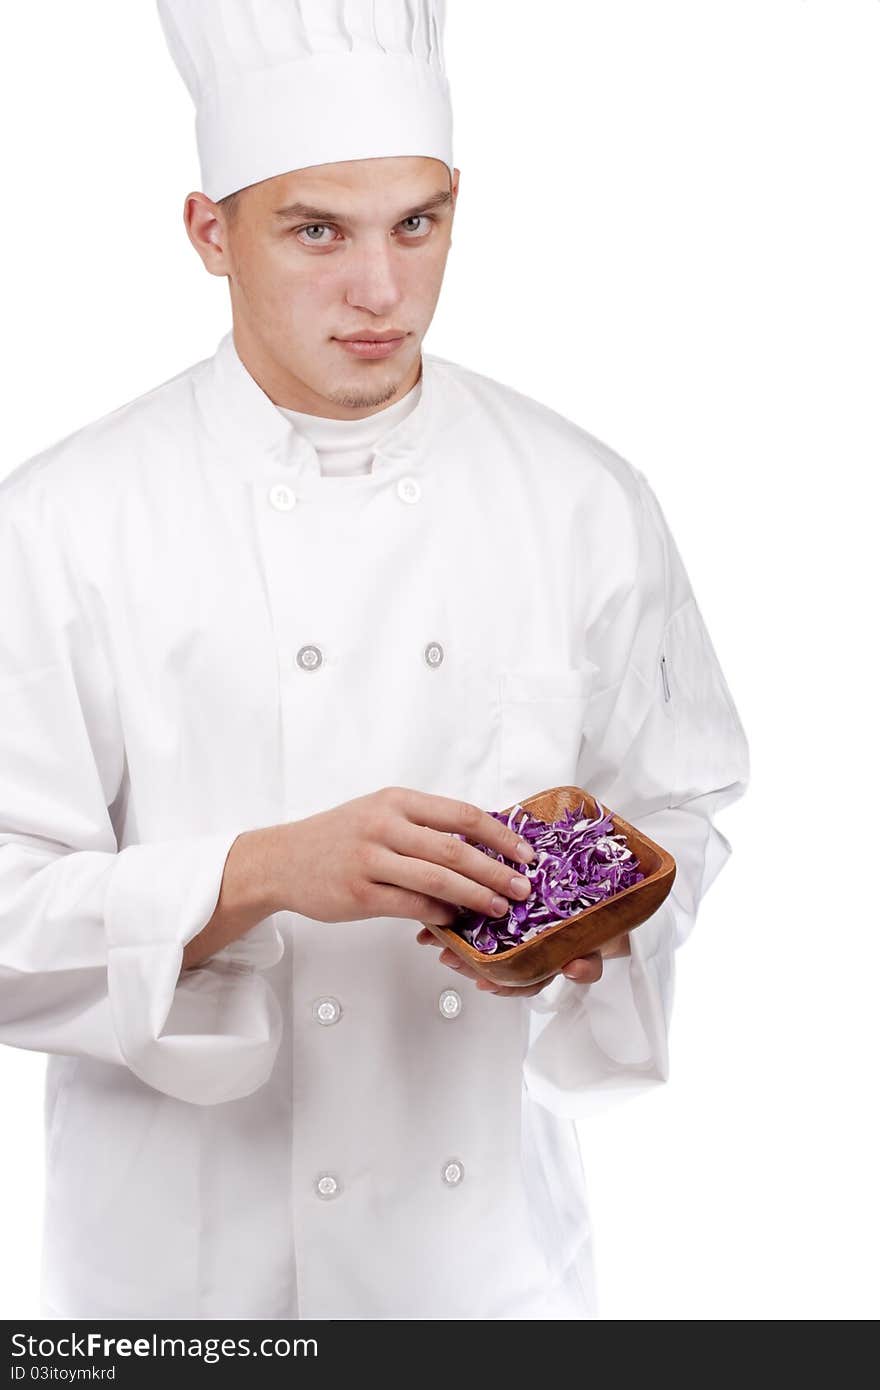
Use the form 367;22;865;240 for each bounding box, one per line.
194;328;439;483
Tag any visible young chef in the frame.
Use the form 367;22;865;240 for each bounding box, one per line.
0;0;750;1319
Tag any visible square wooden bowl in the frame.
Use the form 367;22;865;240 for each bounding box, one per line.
422;784;676;988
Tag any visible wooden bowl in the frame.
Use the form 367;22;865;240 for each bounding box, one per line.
423;784;676;987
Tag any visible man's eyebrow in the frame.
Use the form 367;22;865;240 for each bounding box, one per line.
272;188;453;224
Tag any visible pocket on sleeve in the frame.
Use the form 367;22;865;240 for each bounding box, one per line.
662;597;749;806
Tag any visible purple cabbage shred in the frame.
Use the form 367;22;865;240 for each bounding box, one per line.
450;800;644;955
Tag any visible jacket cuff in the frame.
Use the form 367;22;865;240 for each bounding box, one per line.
104;829;284;1106
522;906;673;1120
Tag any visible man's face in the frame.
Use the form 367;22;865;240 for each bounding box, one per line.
187;155;459;415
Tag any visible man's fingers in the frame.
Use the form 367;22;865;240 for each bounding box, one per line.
391;820;533;920
391;786;533;870
438;948;483;980
375;843;514;924
475;975;555;996
416;927;506;990
366;884;460;925
418;929;604;996
561;952;603;983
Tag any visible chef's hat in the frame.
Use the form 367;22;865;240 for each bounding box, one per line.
156;0;454;203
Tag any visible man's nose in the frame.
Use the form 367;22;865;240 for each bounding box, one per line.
343;239;403;315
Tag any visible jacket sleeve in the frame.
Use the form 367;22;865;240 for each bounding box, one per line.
522;466;750;1119
0;478;284;1106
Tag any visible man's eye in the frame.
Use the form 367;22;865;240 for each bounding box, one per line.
297;224;335;244
294;215;434;245
398;215;434;237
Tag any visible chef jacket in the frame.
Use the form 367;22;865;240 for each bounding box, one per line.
0;330;750;1320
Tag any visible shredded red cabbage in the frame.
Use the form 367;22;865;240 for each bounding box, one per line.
450;800;644;954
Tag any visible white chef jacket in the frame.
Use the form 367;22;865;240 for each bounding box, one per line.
0;330;750;1320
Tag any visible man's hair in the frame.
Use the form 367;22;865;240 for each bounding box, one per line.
216;188;242;223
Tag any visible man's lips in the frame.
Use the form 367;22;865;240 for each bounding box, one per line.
335;331;407;342
334;336;407;358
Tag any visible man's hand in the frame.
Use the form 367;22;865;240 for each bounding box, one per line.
272;785;547;926
183;787;542;971
415;926;630;997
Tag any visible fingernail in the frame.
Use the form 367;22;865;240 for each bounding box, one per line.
517;840;536;863
510;874;531;897
490;895;509;915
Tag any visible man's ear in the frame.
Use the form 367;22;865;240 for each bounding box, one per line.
183;191;235;280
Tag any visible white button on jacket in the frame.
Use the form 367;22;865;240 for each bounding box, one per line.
0;330;750;1320
268;482;297;511
313;996;341;1026
438;988;462;1019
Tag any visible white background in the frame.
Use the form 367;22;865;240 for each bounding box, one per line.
1;0;877;1320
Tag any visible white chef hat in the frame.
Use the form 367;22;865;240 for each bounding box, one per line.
156;0;454;203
